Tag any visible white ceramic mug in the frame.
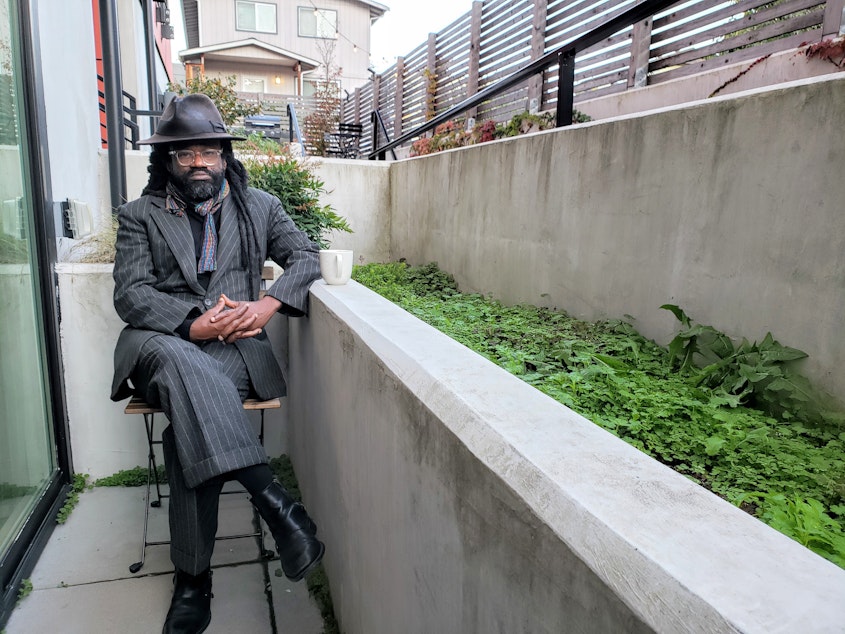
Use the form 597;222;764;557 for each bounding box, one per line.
319;249;353;285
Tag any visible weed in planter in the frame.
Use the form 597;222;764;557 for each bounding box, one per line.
94;465;167;487
15;579;32;605
56;474;89;525
353;261;845;568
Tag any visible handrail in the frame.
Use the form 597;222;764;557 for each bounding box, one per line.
287;103;307;158
369;110;397;161
97;75;148;149
368;0;679;160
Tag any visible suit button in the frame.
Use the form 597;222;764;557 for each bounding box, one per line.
203;298;213;307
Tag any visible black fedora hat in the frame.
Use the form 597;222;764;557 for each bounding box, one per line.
137;93;246;145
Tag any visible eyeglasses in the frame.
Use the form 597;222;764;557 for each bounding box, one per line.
169;149;223;167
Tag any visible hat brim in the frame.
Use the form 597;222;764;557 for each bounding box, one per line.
137;131;247;145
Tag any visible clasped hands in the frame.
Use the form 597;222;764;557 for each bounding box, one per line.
189;293;282;344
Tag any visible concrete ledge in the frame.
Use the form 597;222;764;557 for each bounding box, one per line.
289;280;845;633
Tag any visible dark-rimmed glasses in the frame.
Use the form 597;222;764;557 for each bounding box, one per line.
169;149;223;167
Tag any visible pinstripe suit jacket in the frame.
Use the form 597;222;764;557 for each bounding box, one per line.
110;187;321;402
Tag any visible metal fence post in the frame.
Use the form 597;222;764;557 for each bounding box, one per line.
555;49;575;127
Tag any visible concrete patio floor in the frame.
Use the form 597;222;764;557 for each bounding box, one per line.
4;484;325;633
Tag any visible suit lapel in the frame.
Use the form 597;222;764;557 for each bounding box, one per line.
148;200;207;296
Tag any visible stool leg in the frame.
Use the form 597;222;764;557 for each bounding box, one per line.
129;411;157;573
257;409;273;559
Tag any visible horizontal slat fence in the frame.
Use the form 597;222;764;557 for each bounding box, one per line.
335;0;844;157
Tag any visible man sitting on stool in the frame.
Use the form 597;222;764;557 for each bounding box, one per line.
110;94;324;634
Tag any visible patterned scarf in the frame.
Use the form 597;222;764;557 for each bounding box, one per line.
166;179;230;273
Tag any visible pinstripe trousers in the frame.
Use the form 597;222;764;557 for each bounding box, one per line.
132;334;266;574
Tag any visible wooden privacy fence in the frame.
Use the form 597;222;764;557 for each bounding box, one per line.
342;0;845;156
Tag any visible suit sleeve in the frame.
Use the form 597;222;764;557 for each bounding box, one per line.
113;201;198;333
261;192;322;316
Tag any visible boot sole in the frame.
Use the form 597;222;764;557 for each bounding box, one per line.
286;541;326;582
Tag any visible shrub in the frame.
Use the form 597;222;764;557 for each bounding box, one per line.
237;135;351;248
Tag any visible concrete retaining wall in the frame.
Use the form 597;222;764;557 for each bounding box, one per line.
387;74;845;400
288;281;845;633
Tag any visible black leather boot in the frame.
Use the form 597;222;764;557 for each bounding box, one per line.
162;569;213;634
251;481;325;582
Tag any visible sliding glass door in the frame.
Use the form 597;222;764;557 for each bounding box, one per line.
0;0;65;620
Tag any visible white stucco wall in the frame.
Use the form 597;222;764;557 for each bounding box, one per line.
37;1;102;235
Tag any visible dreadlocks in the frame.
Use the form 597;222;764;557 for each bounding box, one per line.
142;141;262;300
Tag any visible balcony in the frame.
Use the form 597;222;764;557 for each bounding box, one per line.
5;72;845;632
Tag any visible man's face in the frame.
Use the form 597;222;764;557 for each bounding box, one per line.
167;141;227;202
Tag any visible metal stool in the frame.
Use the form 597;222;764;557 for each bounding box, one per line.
124;395;281;573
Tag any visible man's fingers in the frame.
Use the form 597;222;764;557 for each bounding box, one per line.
210;303;249;323
224;327;261;344
216;312;258;340
220;294;240;309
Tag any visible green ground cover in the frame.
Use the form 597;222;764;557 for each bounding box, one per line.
353;261;845;568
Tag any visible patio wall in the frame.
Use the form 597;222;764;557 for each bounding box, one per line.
323;72;845;401
288;281;845;633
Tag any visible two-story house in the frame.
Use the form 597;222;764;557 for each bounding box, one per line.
178;0;388;98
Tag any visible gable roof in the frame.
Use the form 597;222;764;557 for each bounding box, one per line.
355;0;389;21
179;38;320;71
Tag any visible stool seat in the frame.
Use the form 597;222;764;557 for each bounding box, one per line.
124;395;281;415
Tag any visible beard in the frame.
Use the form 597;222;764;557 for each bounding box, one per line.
169;166;226;203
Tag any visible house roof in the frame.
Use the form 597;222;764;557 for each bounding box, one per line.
179;39;321;71
355;0;389;21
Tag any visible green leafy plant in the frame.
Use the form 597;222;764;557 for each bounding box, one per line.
410;110;591;156
238;137;351;248
662;304;842;427
168;75;259;126
95;465;166;487
354;262;845;568
56;474;89;524
16;578;33;605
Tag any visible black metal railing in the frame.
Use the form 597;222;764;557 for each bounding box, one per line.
287;103;306;158
368;0;680;160
369;110;397;161
97;76;165;149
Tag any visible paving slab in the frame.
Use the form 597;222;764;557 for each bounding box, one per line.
6;573;172;634
269;569;325;634
5;485;328;633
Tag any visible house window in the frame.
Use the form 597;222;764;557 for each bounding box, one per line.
236;1;277;34
298;6;337;39
243;77;266;93
302;78;340;98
